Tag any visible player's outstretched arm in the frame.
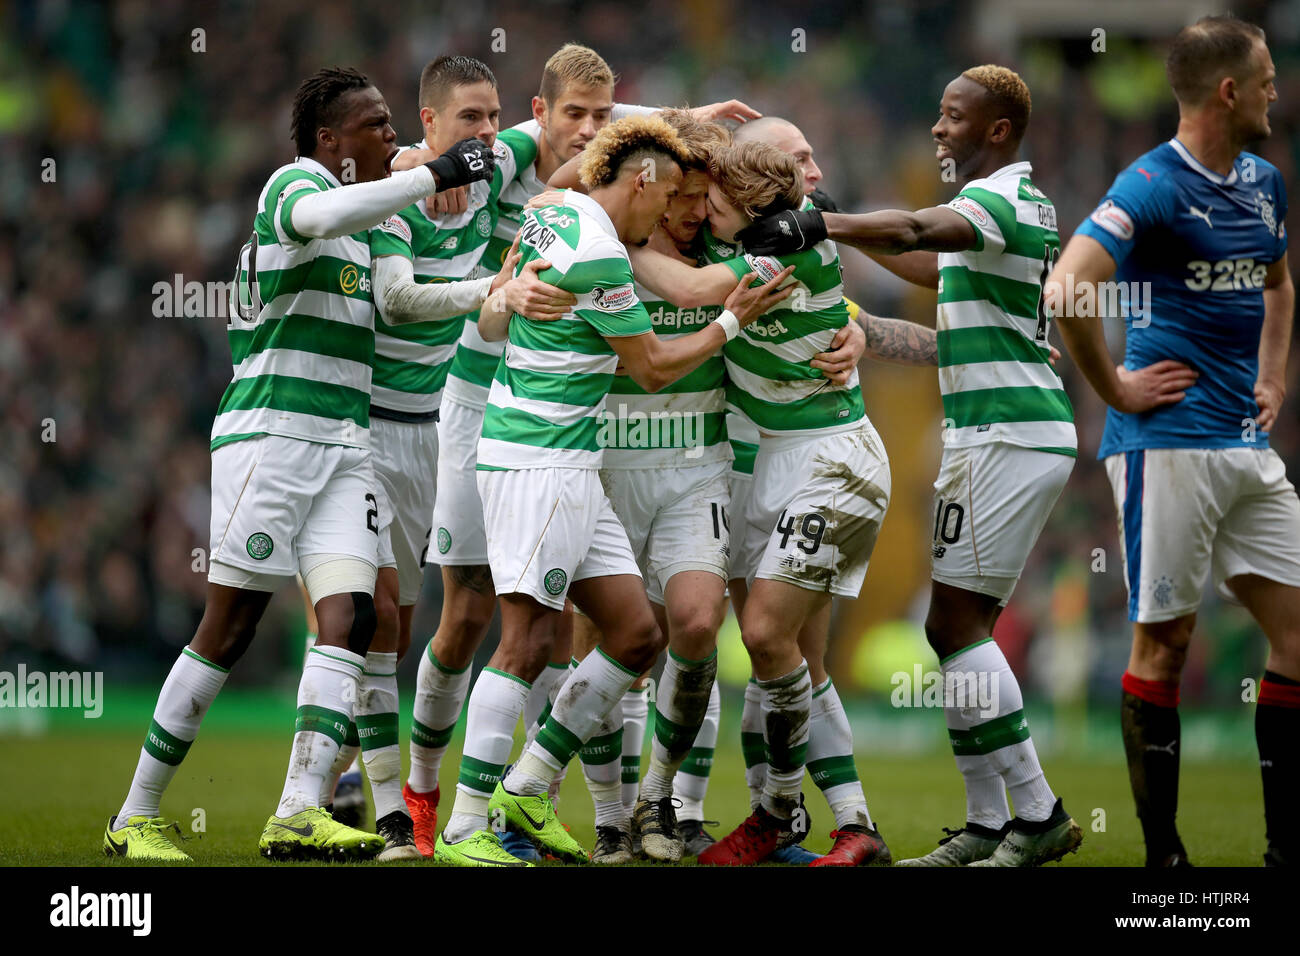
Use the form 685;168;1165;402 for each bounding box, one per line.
1049;235;1198;413
738;206;977;258
373;254;494;325
1256;254;1294;432
609;266;795;392
291;138;494;240
860;250;941;289
628;247;744;307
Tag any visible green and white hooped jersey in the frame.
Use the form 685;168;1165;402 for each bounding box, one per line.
370;129;537;417
218;157;374;452
602;249;729;468
478;191;653;471
727;408;760;477
937;162;1075;456
707;225;864;436
442;123;544;410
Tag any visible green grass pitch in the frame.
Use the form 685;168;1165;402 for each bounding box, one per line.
0;700;1268;866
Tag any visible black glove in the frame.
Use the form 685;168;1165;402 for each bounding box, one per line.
426;137;496;191
808;188;841;213
736;208;827;256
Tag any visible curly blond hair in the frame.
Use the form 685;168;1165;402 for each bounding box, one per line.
657;108;731;170
578;115;689;189
707;141;804;220
961;64;1032;142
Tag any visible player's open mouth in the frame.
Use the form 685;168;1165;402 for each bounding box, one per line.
384;148;399;175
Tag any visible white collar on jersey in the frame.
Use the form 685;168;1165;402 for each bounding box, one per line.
558;189;618;238
294;155;342;188
983;160;1033;181
1168;138;1240;186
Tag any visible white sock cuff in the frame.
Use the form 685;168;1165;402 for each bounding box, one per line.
307;645;365;675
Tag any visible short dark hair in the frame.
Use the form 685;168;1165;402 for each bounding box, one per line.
1167;15;1266;105
291;67;372;156
419;55;497;111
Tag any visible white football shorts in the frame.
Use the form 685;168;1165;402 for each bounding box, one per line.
741;421;891;598
601;458;731;605
208;434;379;587
929;442;1073;603
1105;446;1300;622
477;467;641;610
371;415;438;605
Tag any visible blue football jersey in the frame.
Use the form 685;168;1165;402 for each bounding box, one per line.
1075;139;1288;457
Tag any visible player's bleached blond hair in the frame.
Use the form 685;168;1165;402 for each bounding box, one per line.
539;43;616;103
578;115;689;189
961;64;1032;142
658;108;731;170
707;141;804;221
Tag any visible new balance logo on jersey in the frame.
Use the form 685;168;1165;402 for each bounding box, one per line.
1188;205;1213;229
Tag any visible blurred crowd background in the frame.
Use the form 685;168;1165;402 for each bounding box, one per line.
4;0;1299;720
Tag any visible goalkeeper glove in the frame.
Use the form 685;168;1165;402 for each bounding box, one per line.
426;138;496;191
737;208;827;256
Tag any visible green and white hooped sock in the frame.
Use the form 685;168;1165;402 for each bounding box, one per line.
807;678;872;829
740;678;767;811
508;648;637;797
620;685;649;813
358;651;405;820
408;643;471;794
116;647;228;826
276;645;364;818
580;698;626;828
320;727;359;805
525;661;570;747
640;650;717;802
673;678;720;821
443;667;531;843
943;639;1054;824
758;661;811;820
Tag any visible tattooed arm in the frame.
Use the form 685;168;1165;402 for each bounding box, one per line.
860;312;938;366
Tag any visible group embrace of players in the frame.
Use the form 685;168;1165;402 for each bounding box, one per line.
104;13;1297;869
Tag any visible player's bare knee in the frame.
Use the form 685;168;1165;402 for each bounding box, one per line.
667;606;721;659
740;617;786;662
611;616;665;674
